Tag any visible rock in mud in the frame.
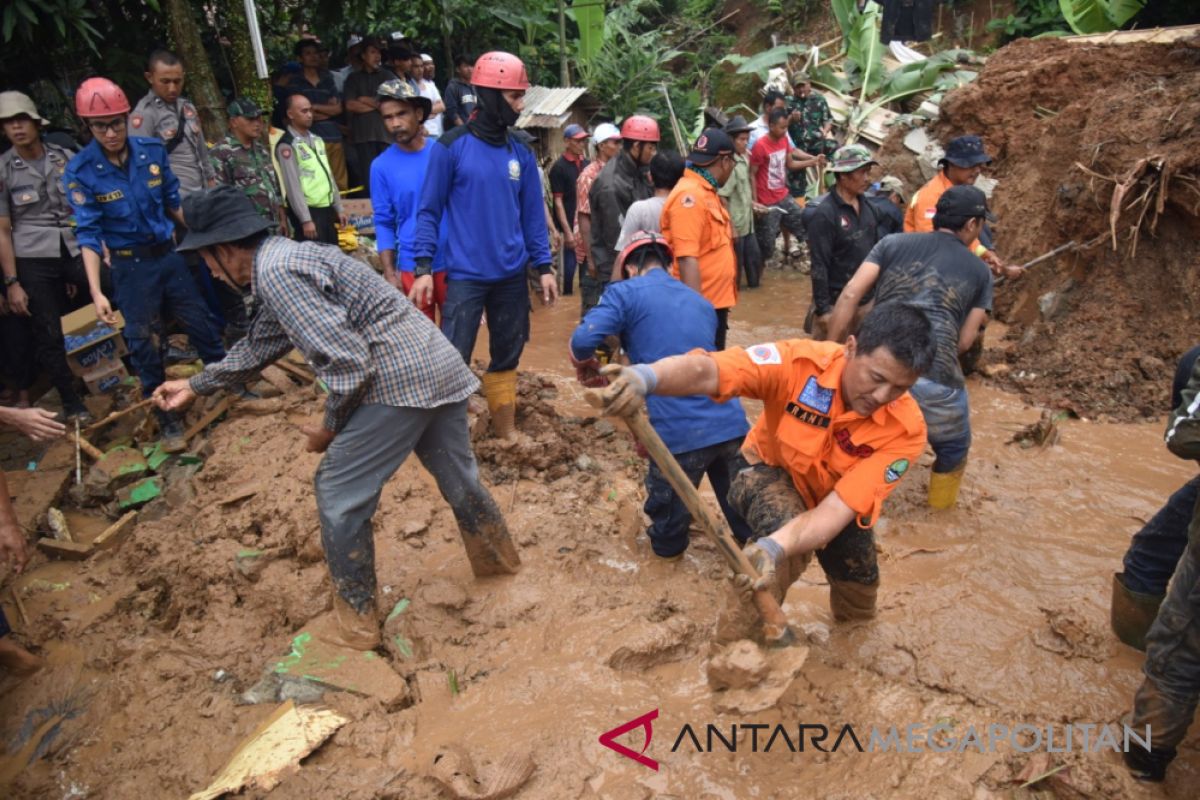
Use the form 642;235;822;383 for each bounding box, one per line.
712;645;810;715
1033;606;1114;662
706;640;769;690
430;744;535;800
605;617;701;671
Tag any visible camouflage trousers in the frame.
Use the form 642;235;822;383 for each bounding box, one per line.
1130;504;1200;757
714;457;879;642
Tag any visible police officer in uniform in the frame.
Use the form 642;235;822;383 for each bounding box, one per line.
64;77;225;451
0;91;101;420
130;49;215;197
276;94;347;246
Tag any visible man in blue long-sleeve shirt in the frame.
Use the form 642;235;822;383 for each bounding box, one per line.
571;231;752;559
370;79;447;322
65;77;224;451
411;52;556;439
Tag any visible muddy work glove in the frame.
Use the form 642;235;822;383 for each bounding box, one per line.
570;351;609;388
733;538;787;604
598;363;657;417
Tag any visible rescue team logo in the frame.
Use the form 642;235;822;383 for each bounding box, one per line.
130;115;143;128
747;342;781;365
508;158;521;181
884;458;909;483
839;214;851;229
149;163;161;176
71;190;86;206
798;376;833;414
598;708;659;771
924;207;936;219
681;194;695;208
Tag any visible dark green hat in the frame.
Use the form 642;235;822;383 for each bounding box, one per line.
227;97;263;119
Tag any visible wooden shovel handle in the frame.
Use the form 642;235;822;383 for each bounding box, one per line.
585;390;794;645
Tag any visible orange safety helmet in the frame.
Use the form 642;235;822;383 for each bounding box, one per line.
620;115;660;143
471;52;531;91
75;77;131;118
615;230;673;276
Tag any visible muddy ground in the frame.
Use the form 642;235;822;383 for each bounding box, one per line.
877;36;1200;421
0;268;1196;799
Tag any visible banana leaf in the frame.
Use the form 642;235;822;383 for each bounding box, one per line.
845;1;885;100
1058;0;1145;34
877;50;972;99
720;43;809;81
830;0;857;37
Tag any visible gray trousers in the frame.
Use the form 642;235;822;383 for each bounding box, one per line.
314;400;504;611
755;196;806;261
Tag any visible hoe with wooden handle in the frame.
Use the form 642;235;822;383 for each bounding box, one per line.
585;390;796;647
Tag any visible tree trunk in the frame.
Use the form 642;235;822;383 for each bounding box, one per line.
164;0;227;141
220;0;273;122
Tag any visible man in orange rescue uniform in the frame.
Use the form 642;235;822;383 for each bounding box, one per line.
905;134;1021;280
661;127;738;350
598;302;935;628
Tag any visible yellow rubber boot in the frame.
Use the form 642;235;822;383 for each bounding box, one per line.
481;370;518;439
928;465;966;509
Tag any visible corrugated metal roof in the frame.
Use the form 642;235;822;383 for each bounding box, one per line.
514;86;590;129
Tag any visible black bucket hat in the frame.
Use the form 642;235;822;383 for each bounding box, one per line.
177;186;273;252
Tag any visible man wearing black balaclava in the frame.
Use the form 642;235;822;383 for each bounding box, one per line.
413;52;557;440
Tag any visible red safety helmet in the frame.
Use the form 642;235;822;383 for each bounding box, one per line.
615;230;673;276
75;77;131;118
620;115;660;143
471;52;531;91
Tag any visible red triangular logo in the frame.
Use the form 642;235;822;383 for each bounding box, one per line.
598;708;659;771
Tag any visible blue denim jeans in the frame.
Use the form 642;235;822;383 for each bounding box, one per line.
909;377;971;473
1121;475;1199;595
109;250;226;396
561;249;578;296
441;272;530;372
643;437;754;557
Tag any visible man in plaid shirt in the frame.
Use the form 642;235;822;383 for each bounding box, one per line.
154;186;521;650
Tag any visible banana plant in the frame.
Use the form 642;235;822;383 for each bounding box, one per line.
1058;0;1145;34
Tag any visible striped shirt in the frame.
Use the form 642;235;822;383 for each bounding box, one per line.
190;236;478;431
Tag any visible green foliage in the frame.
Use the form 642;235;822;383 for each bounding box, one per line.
1058;0;1145;34
2;0;102;54
877;50;974;99
720;44;809;81
985;0;1069;40
845;0;885;100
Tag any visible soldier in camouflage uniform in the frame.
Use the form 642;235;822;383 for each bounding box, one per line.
1123;355;1200;783
209;98;285;235
788;74;837;159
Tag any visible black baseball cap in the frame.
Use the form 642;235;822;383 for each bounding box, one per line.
936;185;996;221
688;128;734;166
941;135;992;168
227;97;262;119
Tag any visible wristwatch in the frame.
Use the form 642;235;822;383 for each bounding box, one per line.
3;276;18;287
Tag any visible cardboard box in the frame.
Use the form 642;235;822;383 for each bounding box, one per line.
61;306;128;378
83;361;129;395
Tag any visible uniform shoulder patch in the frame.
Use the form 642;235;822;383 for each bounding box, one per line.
279;145;293;159
884;459;910;483
746;343;781;365
130;115;143;128
923;207;935;219
71;189;86;205
681;194;695;208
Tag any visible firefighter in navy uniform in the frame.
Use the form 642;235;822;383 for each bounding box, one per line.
64;77;225;451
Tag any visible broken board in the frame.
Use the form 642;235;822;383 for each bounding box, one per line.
273;629;410;708
188;700;348;800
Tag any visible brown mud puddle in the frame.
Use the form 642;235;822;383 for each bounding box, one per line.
1;271;1196;798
